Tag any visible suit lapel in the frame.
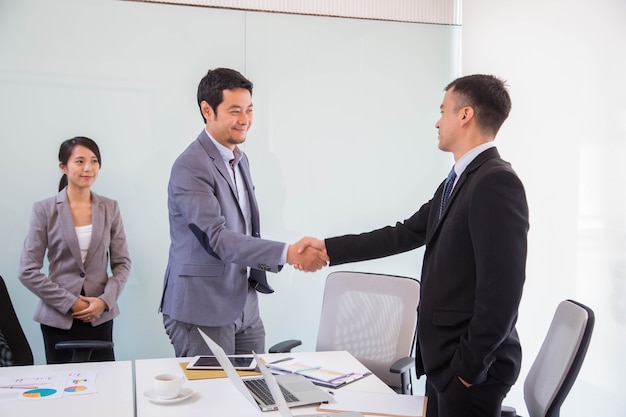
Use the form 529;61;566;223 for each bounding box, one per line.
57;190;84;269
197;131;240;201
85;192;104;268
197;131;259;231
427;147;501;241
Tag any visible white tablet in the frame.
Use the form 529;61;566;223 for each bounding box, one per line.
186;355;257;370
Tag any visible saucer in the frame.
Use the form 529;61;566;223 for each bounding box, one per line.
144;387;194;404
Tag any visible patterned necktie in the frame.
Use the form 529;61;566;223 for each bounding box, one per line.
439;166;456;219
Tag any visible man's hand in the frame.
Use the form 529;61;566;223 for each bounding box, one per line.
287;237;329;272
295;236;326;254
458;376;472;387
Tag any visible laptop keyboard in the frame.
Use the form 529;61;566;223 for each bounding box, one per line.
244;378;299;405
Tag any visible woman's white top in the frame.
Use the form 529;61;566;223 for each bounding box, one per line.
75;224;93;263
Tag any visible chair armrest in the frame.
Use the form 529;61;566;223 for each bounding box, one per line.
390;356;415;395
55;340;114;362
500;405;517;417
55;340;114;351
268;339;302;353
390;356;414;375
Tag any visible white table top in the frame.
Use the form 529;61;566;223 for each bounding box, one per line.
135;351;396;417
0;360;134;417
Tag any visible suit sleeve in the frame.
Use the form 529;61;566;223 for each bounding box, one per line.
326;200;431;265
99;201;131;310
451;168;529;384
19;202;77;314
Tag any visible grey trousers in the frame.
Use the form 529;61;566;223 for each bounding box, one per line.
163;285;266;356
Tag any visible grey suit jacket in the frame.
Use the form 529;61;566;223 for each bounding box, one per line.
160;130;285;327
19;190;131;330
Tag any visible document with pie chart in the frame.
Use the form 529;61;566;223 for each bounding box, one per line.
0;370;97;401
63;371;97;396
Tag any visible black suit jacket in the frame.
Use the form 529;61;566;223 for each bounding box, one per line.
325;147;529;391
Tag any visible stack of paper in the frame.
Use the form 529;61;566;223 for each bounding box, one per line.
265;358;369;388
318;390;427;417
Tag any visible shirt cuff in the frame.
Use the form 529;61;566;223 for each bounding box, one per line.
280;243;288;265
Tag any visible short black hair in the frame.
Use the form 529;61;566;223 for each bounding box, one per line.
197;68;253;123
445;74;511;137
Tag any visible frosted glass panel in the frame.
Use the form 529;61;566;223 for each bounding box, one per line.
244;12;459;351
0;0;459;363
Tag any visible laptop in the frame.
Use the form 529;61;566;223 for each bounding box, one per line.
253;351;364;417
197;328;332;411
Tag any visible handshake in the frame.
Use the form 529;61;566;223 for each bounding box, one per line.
286;237;328;272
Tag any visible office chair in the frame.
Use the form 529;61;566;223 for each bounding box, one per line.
54;340;114;362
501;299;595;417
269;271;420;394
0;275;34;366
0;275;114;365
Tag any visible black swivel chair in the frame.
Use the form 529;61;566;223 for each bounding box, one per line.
54;339;114;362
0;275;113;365
501;299;595;417
0;275;34;366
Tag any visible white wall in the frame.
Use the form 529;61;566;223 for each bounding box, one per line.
0;0;459;375
462;1;626;415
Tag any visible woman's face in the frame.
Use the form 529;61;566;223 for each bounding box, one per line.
60;145;100;190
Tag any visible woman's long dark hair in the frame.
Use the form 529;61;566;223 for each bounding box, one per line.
58;136;102;191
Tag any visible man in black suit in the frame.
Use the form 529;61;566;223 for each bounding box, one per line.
297;74;529;417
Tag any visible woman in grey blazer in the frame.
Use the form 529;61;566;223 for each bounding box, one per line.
19;137;131;364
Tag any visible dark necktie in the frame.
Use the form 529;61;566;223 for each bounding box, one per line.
229;159;238;189
439;167;456;219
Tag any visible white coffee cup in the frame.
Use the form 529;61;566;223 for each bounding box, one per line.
153;373;184;399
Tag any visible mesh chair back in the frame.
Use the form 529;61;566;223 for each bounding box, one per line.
524;300;594;417
315;271;420;388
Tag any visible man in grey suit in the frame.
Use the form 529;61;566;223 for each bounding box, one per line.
160;68;328;356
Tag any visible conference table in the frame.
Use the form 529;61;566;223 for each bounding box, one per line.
0;351;413;417
0;360;134;417
135;350;397;417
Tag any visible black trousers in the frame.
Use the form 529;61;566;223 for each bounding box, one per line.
426;375;511;417
41;319;114;364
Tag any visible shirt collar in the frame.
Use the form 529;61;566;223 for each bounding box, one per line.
454;141;495;177
205;129;242;166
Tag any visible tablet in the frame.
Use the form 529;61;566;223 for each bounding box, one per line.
186;355;257;370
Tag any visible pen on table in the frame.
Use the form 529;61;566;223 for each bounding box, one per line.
267;357;293;365
295;366;321;373
327;372;355;383
347;371;372;382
